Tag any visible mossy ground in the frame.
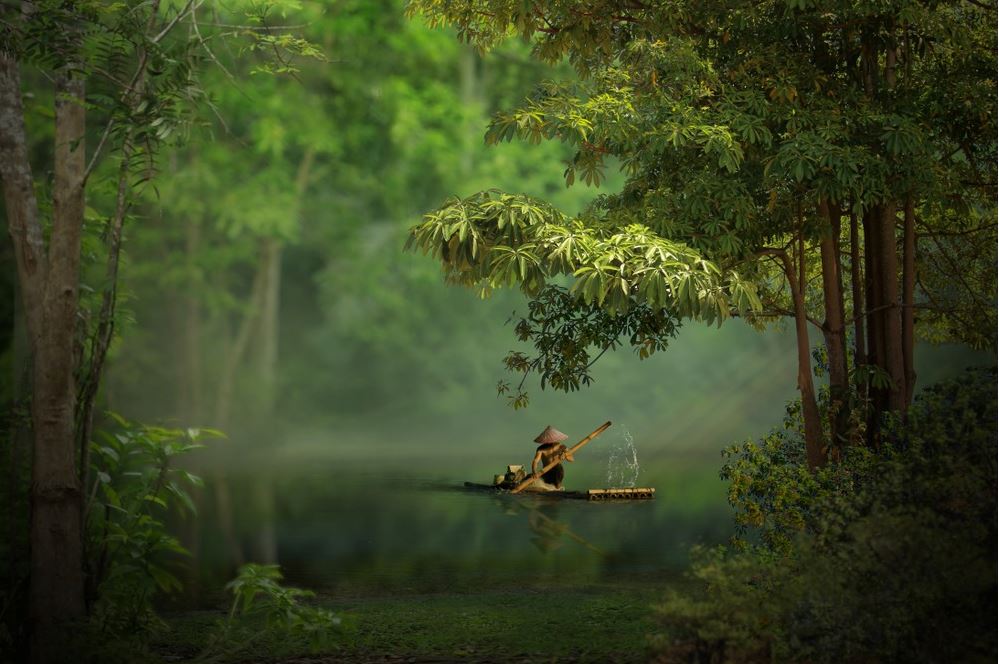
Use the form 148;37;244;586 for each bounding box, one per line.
155;583;662;663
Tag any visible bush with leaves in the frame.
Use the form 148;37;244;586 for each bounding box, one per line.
196;564;343;661
80;417;344;662
653;367;997;663
84;415;222;647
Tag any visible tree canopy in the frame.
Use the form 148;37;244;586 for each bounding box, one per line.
406;0;997;463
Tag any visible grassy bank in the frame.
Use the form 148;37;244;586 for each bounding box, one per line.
157;583;663;663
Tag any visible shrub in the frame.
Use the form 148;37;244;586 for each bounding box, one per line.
84;415;222;655
653;367;997;663
196;564;343;662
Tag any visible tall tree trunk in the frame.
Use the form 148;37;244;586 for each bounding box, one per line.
901;196;917;406
777;242;825;469
257;237;282;426
37;66;88;661
849;210;866;373
878;203;906;413
3;52;87;662
181;217;203;423
849;209;866;445
818;200;850;452
250;237;282;564
862;203;907;443
862;206;886;442
248;150;313;564
211;260;268;569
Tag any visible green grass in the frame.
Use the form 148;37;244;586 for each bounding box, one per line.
157;583;664;662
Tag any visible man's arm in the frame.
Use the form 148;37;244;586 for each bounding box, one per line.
531;449;543;476
561;444;574;462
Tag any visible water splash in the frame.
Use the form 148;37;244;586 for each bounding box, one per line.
605;426;640;488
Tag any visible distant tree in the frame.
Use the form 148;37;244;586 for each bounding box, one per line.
406;0;997;467
111;0;601;432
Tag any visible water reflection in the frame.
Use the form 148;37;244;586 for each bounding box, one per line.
177;463;732;606
485;493;605;556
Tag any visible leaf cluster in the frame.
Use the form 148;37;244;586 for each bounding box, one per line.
498;284;679;407
407;188;761;322
86;414;222;642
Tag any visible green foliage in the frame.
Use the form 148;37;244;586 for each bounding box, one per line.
406;190;762;322
653;367;998;663
498;284;680;408
199;564;342;659
86;415;222;643
406;0;997;402
109;0;604;429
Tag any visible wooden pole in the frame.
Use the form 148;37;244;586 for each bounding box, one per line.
511;421;612;494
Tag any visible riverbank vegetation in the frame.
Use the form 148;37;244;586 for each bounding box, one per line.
655;367;996;662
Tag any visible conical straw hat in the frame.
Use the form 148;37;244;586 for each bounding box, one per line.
534;425;568;444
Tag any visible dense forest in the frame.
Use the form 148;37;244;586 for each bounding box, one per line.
1;1;995;663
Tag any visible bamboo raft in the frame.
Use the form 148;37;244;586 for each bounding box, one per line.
464;482;656;501
466;421;655;501
586;487;656;501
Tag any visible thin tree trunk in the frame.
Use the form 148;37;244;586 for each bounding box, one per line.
863;207;886;443
211;262;267;569
878;203;906;413
214;265;266;428
250;237;282;564
182;217;203;423
818;200;849;452
849;209;866;445
77;138;134;528
777;241;825;470
902;196;917;406
258;237;282;420
248;150;313;564
849;210;866;372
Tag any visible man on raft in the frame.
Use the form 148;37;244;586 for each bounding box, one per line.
529;425;575;491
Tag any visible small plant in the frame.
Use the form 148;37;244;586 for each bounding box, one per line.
198;564;342;661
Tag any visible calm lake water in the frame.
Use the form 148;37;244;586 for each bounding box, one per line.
172;337;988;606
181;452;734;604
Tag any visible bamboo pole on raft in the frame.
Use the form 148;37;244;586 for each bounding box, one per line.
511;421;612;494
